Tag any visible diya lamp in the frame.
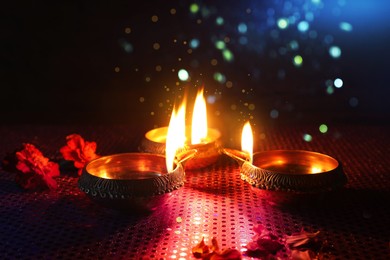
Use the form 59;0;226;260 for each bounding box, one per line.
224;121;347;193
78;109;197;211
139;88;222;170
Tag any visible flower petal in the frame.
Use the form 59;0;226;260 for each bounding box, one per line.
192;237;210;259
66;134;85;150
286;231;320;248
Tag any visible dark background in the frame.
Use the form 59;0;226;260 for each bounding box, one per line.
1;0;389;128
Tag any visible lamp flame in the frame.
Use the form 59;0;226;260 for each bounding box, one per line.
166;101;186;172
241;121;253;164
191;88;208;144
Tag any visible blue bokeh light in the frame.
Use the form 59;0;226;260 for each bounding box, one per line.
190;38;200;49
238;23;248;34
339;22;353;32
297;21;309;32
329;46;341;58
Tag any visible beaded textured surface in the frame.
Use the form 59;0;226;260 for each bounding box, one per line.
0;125;389;259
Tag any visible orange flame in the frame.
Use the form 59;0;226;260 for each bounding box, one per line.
165;100;186;172
191;88;208;144
241;121;253;164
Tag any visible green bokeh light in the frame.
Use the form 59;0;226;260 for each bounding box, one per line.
215;40;226;50
213;72;226;83
216;16;224;25
293;55;303;67
326;86;334;95
189;3;199;13
222;49;234;62
319;124;328;133
303;134;312;142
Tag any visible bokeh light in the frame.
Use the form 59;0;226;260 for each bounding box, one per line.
238;23;248;34
215;41;225;50
222;49;234;62
153;43;160;50
110;0;385;126
339;22;353;32
334;78;343;88
289;40;299;50
190;3;199;13
297;21;309;32
207;95;217;104
3;0;390;127
120;40;133;53
178;69;189;81
277;18;289;29
326;86;334;95
349;97;359;107
319;124;328;133
213;72;226;84
239;36;248;45
190;38;200;49
293;55;303;67
270;109;279;119
329;46;341;58
303;134;313;142
216;16;224;25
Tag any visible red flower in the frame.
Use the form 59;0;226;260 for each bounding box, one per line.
15;143;60;190
60;134;99;175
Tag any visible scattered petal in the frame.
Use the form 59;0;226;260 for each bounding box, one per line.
285;231;320;248
192;237;242;260
192;237;210;258
245;224;284;258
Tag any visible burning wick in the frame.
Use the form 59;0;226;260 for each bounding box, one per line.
165;103;186;173
191;88;208;145
241;121;253;164
166;87;210;172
